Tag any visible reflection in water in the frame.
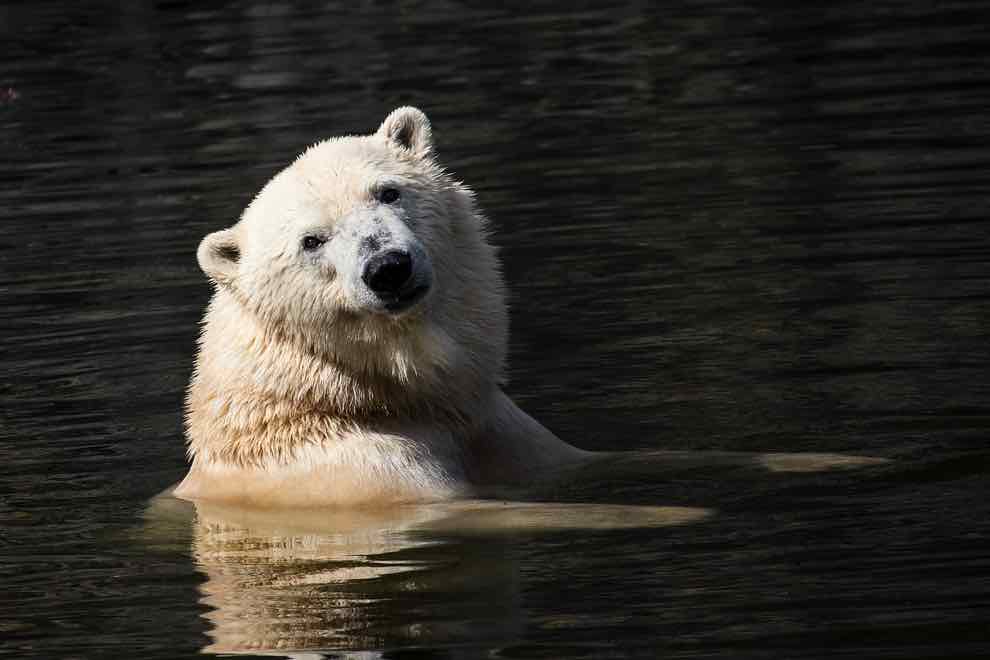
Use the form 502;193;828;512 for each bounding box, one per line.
189;500;708;654
191;503;465;655
146;488;711;655
142;449;894;655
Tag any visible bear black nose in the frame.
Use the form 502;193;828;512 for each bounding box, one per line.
362;250;413;295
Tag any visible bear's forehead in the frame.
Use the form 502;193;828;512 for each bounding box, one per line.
296;136;414;176
281;138;424;195
242;137;431;230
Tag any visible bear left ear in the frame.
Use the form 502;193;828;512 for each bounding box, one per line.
197;228;241;287
377;106;433;158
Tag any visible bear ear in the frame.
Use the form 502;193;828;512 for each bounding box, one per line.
197;228;241;286
376;106;433;158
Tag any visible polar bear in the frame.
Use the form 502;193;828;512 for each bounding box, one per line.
174;107;588;508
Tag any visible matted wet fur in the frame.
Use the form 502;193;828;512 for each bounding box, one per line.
176;107;586;507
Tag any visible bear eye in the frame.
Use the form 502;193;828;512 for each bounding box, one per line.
379;188;401;204
302;235;325;251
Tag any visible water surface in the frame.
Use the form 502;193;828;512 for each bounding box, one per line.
2;1;990;658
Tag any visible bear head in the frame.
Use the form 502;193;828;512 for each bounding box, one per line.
194;107;507;418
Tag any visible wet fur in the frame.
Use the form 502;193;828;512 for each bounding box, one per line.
176;108;585;506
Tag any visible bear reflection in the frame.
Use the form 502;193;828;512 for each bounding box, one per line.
182;498;709;655
189;502;520;655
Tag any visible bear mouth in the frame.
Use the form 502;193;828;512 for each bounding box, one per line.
380;283;430;314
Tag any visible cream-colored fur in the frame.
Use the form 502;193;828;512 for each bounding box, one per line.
175;107;587;507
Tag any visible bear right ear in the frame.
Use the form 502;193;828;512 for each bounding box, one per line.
376;106;434;158
197;228;241;286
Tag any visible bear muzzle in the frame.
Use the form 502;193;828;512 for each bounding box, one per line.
361;249;431;314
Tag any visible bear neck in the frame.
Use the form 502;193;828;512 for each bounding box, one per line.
185;289;502;466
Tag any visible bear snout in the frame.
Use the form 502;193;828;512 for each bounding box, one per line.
363;250;413;294
359;248;432;314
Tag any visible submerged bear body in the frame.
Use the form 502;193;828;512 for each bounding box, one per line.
175;107;585;507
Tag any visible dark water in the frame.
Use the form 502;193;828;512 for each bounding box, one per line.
3;1;990;658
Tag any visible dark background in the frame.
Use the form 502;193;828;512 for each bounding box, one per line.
2;1;989;658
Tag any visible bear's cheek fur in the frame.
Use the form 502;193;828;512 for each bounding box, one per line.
238;259;351;334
